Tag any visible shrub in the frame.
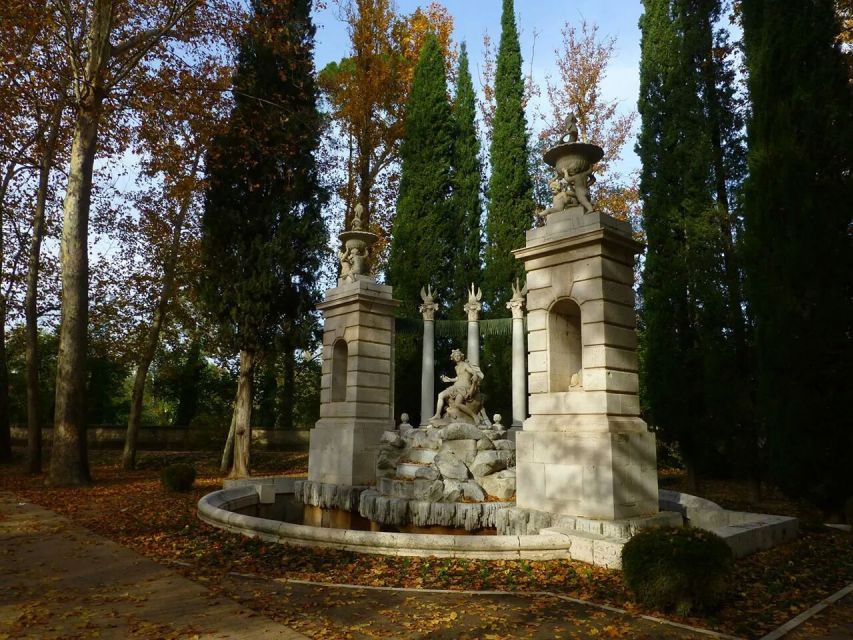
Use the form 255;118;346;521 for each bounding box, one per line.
160;463;197;492
621;526;733;615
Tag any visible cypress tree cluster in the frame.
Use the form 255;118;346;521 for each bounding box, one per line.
741;0;853;514
387;33;469;418
637;0;751;485
388;34;455;312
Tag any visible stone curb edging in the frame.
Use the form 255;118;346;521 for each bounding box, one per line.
198;486;577;560
757;581;853;640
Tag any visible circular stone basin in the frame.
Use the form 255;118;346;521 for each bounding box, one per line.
197;479;798;565
197;479;578;561
542;142;604;171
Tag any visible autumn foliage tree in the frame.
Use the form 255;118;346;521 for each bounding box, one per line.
43;0;238;487
120;56;236;470
201;0;327;478
0;1;71;466
318;0;453;256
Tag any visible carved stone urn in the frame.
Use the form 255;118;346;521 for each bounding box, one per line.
542;140;604;215
543;141;603;177
339;229;377;278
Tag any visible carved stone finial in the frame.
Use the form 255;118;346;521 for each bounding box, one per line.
561;111;580;144
541;129;603;216
506;278;528;319
351;202;364;231
419;285;439;321
463;283;482;321
338;202;377;284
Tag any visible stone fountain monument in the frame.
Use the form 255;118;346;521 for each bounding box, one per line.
510;115;665;526
202;120;797;565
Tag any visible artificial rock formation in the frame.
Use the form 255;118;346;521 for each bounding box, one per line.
360;418;517;530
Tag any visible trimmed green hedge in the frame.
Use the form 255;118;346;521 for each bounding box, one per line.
621;527;733;615
160;463;196;492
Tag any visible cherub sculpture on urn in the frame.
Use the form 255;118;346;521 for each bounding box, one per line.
540;112;603;218
337;203;377;284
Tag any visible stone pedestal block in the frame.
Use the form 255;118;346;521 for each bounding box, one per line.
308;420;391;485
515;428;658;519
308;279;399;486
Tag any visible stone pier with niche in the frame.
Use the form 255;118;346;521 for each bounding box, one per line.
303;205;400;527
507;129;669;534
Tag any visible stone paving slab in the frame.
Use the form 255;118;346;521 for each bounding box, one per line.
0;493;308;640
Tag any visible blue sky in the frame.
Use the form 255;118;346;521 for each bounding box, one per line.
312;0;645;173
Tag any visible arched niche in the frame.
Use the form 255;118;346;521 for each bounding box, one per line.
548;298;582;392
331;339;348;402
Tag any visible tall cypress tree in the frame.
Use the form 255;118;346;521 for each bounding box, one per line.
638;0;743;486
479;0;533;422
741;0;853;516
386;33;455;420
450;42;483;307
201;0;327;477
387;33;455;311
483;0;533;308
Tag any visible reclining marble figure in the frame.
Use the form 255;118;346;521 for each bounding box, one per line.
430;349;488;426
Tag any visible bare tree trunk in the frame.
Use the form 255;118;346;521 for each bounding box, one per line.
48;98;103;486
276;325;295;430
685;460;700;494
220;409;236;473
698;18;760;499
229;349;256;478
0;162;17;464
48;0;113;487
26;103;64;474
0;303;10;464
122;152;201;471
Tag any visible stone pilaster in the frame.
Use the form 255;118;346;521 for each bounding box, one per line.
419;287;438;426
463;284;482;367
506;280;527;428
308;279;399;486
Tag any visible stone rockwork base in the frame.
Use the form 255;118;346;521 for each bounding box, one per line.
516;427;658;520
358;490;512;532
293;479;370;512
375;421;517;502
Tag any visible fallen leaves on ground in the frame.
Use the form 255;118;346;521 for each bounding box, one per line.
1;450;851;639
